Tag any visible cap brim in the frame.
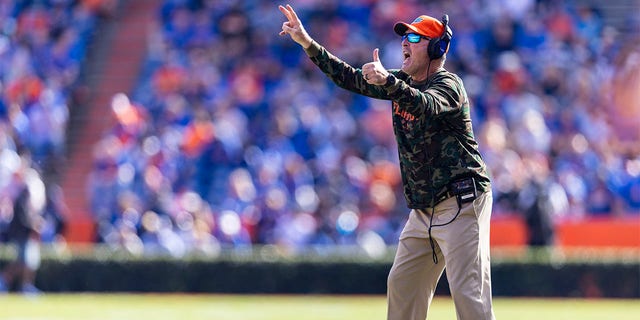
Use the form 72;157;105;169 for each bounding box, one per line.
393;22;423;36
393;22;409;36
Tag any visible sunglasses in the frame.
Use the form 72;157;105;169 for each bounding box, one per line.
402;33;430;43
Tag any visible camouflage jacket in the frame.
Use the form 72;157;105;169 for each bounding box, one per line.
305;41;491;209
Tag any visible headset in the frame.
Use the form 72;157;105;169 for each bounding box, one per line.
427;14;452;60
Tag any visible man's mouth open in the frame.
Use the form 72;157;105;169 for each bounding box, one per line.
402;51;411;67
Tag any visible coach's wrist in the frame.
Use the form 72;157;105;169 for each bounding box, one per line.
382;73;401;94
303;40;321;57
384;74;395;86
300;36;313;49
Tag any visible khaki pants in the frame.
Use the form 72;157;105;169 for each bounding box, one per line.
387;192;495;320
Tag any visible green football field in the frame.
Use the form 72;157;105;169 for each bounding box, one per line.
0;294;638;320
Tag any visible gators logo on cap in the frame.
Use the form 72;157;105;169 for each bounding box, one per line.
412;17;423;24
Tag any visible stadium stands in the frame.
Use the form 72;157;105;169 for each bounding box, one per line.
1;0;639;254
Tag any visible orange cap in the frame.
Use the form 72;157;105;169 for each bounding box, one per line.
394;15;444;39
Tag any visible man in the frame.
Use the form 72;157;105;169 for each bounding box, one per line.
0;158;45;294
279;4;495;320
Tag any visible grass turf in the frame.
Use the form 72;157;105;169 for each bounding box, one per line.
0;294;638;320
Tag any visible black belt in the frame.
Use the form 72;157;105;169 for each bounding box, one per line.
430;177;478;207
433;187;455;207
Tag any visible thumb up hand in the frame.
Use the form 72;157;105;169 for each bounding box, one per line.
362;48;389;85
372;48;381;62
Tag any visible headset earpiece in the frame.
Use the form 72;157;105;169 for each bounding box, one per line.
427;14;452;60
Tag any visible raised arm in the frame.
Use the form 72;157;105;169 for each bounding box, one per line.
278;4;395;100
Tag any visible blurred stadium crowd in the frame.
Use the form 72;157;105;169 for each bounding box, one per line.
1;0;639;256
0;0;114;246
